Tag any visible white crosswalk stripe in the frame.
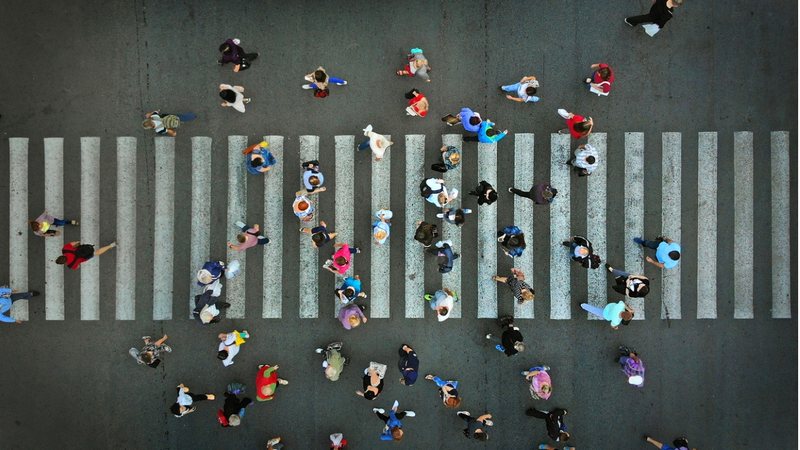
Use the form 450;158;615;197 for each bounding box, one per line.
771;131;792;319
188;137;212;318
513;134;535;319
226;136;248;319
550;133;571;320
263;136;284;319
733;132;754;319
477;142;498;319
9;138;29;321
441;134;463;318
153;137;175;320
697;132;718;319
624;132;646;319
586;133;608;319
44;137;64;320
404;135;425;319
334;136;355;318
662;132;682;319
80;137;101;320
370;136;391;319
116;137;137;320
298;136;319;319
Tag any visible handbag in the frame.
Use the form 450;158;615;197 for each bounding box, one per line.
368;361;387;379
642;23;660;36
314;88;329;98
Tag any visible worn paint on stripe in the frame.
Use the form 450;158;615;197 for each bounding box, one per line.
733;132;754;319
334;136;355;318
550;134;571;320
44;138;64;320
299;136;319;318
771;131;792;319
9;138;28;321
80;137;101;320
226;136;248;319
404;135;426;318
152;137;175;320
586;133;607;319
263;136;284;318
442;134;463;318
513;134;535;319
661;132;682;319
371;136;392;319
115;137;137;320
624;133;645;319
477;142;498;318
696;132;717;319
189;137;212;318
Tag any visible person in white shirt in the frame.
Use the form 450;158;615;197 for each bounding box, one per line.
358;125;393;161
567;143;599;177
422;178;458;208
219;84;251;113
217;330;249;367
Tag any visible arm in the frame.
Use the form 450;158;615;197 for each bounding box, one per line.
590;63;600;69
154;335;169;346
306;187;327;195
227;242;242;251
645;256;665;269
520;75;536;82
165;129;177;137
476;414;492;422
505;95;524;102
68;241;81;246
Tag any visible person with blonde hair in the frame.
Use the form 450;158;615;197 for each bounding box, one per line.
338;303;367;330
486;315;526;357
372;209;393;245
424;374;462;409
431;145;461;173
396;47;431;82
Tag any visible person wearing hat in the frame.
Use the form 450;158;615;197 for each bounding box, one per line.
414;221;439;248
429;239;459;274
397;344;419;386
580;300;635;330
606;264;650;297
301;220;336;249
508;182;558;205
617;345;645;387
463;119;508;143
315;342;347;382
567;143;600;177
0;286;40;324
142;110;196;136
497;225;527;258
338;303;368;330
255;364;288;401
374;400;416;441
635;235;682;269
227;222;269;252
358;125;393;161
485;315;525;356
55;240;116;270
456;411;493;441
424;288;456;322
217;330;249;367
644;435;693;450
219;84;251;113
301;160;327;194
563;235;601;269
492;268;535;305
29;211;78;237
335;275;367;304
396;47;431;82
193;290;231;324
170;384;215;418
431;145;461;173
372;209;393;245
526;407;570;443
218;388;252;427
424;373;462;408
243;141;277;175
468;180;498;205
129;334;171;368
501;74;540;103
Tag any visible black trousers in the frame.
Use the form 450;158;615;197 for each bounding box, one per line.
626;13;658;26
509;187;534;199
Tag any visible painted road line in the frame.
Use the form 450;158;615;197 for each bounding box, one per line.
334;136;355;318
189;137;212;318
442;134;463;318
586;133;607;319
116;137;137;320
263;136;284;319
44;138;64;320
152;137;175;320
226;135;248;319
661;132;682;319
404;135;425;318
697;132;717;319
733;132;754;319
771;131;792;319
9;138;28;321
371;136;392;319
477;142;498;318
550;133;571;320
624;132;645;319
513;134;535;319
80;137;101;320
299;136;319;319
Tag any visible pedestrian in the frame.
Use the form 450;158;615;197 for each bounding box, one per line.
492;268;535;305
497;225;526;258
301;160;326;193
441;106;482;132
522;365;553;400
463;119;508;143
537;444;576;450
395;47;431;82
414;220;439;248
0;287;39;324
129;334;171;368
302;66;348;98
335;275;367;304
170;383;215;418
217;385;252;427
562;236;601;269
526;408;570;443
500;74;540;103
196;260;226;293
485;315;525;356
634;236;681;269
300;220;337;249
372;209;393;245
55;240;115;270
218;38;258;72
142;111;196;137
468;180;498;205
625;0;684;36
217;330;249;367
430;145;461;173
219;84;250;113
255;364;289;402
457;411;493;441
398;344;419;386
584;63;615;96
580;300;635;329
404;88;429;117
358;125;393;162
227;221;269;251
567;143;599;177
374;400;416;441
644;435;693;450
606;264;650;297
437;207;472;227
424;373;462;408
424;288;457;322
266;437;285;449
329;433;348;449
508;182;558;205
557;109;593;139
292;190;319;223
356;362;386;400
617;345;645;387
429;239;459;273
338;303;368;330
323;242;361;275
193;291;231;324
243;141;277;175
315;341;347;382
420;177;458;208
29;211;78;238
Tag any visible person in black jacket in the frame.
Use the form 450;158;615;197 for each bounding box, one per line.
562;236;601;269
625;0;683;30
606;264;650;298
485;315;525;356
219;390;252;427
526;407;570;442
429;239;459;273
468;180;498;205
398;344;419;386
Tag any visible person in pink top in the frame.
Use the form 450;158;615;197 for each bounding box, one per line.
323;243;361;275
227;221;269;251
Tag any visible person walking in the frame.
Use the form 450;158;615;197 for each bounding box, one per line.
335;275;367;304
329;433;348;449
219;84;250;113
374;400;416;441
256;364;288;401
218;38;258;72
227;221;269;251
522;365;553;400
580;300;635;329
372;209;393;245
29;212;78;237
218;385;253;427
129;334;171;368
537;445;576;450
497;225;526;258
266;437;285;449
526;408;570;443
142;110;196;137
457;411;493;441
300;220;336;249
323;242;361;275
492;268;535;305
567;143;599;177
396;47;431;82
405;88;429;117
398;344;420;386
584;63;615;96
356;362;386;400
508;182;558;205
0;287;39;324
617;345;645;387
315;341;347;382
302;66;347;98
562;236;601;269
243;141;277;175
625;0;684;35
338;303;368;330
193;290;231;324
301;160;326;193
55;241;115;270
501;74;540;103
606;264;650;297
424;288;457;322
424;373;462;408
430;145;461;173
429;239;459;273
463;119;508;143
170;384;215;417
634;236;681;269
414;220;439;248
196;260;227;294
485;315;525;356
437;207;472;227
217;330;249;367
421;177;458;208
358;125;393;162
293;190;319;223
644;435;694;450
468;180;498;205
557;109;593;139
442;106;482;132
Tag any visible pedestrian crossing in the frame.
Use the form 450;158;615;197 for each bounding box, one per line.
5;132;794;321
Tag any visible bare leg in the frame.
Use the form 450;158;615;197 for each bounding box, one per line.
94;242;117;256
645;437;664;449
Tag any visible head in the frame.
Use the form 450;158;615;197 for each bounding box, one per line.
507;235;521;247
636;284;650;296
236;234;247;243
219;89;237;103
559;431;571;442
598;67;611;80
525;86;537;96
344;286;356;298
468;116;481;126
447;152;461;165
314;69;326;82
374;228;388;241
405;89;420;99
29;221;41;232
140;352;154;365
437;306;449;317
541;383;552;394
218;333;227;341
669;251;681;260
261;384;274;397
348;314;362;328
296;200;309;212
334;256;347;267
452;210;465;225
574;120;591;133
55;256;67;265
415;229;429;242
577;246;590;257
444;396;462;408
227;414;241;427
200;309;215;324
521;289;534;302
311;232;326;246
308;175;320;186
142;119;155;129
486;189;498;203
219;43;230;52
586;155;596;165
475;431;488;441
621;309;634;322
513;341;526;353
485;128;497;137
170;403;182;415
250;156;264;168
437;192;449;205
217;350;229;360
391;427;404;441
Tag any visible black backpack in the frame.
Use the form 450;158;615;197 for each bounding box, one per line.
420;180;443;198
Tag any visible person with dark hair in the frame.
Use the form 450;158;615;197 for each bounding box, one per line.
429;239;459;273
424;288;457;322
585;62;615;96
335;275;367;304
493;268;535;305
644;434;693;450
55;240;115;270
485;315;526;356
301;160;326;193
562;236;601;269
170;383;215;418
302;66;347;98
457;411;493;441
218;38;258;72
501;74;540;103
437;207;472;227
635;236;682;269
356;363;386;400
142;110;196;136
217;330;249;367
405;89;429;117
374;400;416;441
398;344;419;386
526;407;570;442
468;180;498;205
508;182;558;205
414;221;439;248
606;264;650;297
29;212;77;237
463;119;508;143
227;221;269;252
581;300;635;329
301;220;336;249
431;145;461;173
323;242;361;275
442;106;482;132
497;225;526;258
625;0;684;35
424;373;462;408
617;345;646;387
0;287;40;324
243;141;276;175
129;334;171;367
567;143;599;176
557;109;593;139
396;47;431;82
219;84;251;113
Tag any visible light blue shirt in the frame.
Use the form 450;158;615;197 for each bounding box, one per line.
603;301;627;327
656;242;681;269
0;292;16;323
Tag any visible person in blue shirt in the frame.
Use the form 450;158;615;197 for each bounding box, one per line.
335;275;367;304
464;119;508;143
500;74;540;103
634;235;681;269
243;141;277;175
0;287;39;324
374;400;415;441
497;225;526;258
442;107;483;132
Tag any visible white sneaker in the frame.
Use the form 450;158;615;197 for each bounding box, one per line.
315;348;324;354
392;400;399;410
457;411;470;416
362;124;373;135
301;84;314;90
404;410;416;417
234;221;246;229
485;334;493;339
336;81;348;86
372;408;385;413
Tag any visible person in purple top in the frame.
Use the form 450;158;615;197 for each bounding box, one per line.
617;345;645;387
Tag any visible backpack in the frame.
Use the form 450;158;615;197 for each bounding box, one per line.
420;180;443;198
314;88;329;98
227;382;246;395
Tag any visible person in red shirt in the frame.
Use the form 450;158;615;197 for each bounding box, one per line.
55;240;116;270
584;63;614;96
557;109;593;139
404;89;429;117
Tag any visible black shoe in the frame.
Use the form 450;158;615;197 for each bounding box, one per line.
218;302;231;309
624;18;634;27
29;290;40;297
562;241;571;247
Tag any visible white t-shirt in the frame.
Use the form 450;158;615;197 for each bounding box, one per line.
218;333;240;367
367;131;391;159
